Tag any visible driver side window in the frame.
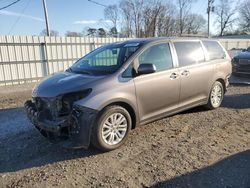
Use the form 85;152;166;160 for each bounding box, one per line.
139;43;173;72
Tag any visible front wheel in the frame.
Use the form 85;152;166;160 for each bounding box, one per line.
205;81;224;110
91;105;132;151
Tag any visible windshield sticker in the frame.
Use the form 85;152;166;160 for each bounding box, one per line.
124;43;140;47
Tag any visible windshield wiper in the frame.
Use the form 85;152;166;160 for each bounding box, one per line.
66;67;92;75
77;70;93;75
66;67;73;72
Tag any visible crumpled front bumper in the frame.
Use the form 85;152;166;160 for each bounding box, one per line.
24;100;98;149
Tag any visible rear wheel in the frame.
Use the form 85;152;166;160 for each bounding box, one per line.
205;81;224;110
91;105;132;151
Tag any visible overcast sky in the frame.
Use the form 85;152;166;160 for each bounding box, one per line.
0;0;238;36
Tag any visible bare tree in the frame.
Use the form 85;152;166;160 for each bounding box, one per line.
176;0;194;35
40;29;59;36
143;1;166;37
119;0;133;37
157;3;178;37
239;0;250;33
104;5;119;30
186;14;206;34
215;0;236;36
65;31;82;37
119;0;145;37
110;0;203;37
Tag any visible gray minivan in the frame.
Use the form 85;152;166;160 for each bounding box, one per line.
25;38;232;151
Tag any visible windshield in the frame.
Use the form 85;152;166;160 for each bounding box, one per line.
69;43;141;75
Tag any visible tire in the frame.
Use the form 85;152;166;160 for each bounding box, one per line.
91;105;132;151
205;81;224;110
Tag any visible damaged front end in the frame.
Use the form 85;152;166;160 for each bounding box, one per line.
24;89;98;149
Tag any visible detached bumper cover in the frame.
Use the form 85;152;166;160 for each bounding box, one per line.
24;100;98;149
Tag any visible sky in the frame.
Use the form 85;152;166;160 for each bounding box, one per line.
0;0;236;36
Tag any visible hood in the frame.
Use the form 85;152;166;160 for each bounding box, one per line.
33;71;105;98
235;51;250;59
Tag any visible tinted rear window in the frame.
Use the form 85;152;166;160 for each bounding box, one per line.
174;41;205;67
202;41;225;60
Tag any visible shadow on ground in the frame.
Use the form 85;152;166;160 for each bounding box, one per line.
230;75;250;85
152;150;250;188
0;107;101;173
180;92;250;115
222;93;250;109
0;86;249;173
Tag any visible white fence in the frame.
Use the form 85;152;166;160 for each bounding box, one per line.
218;39;250;50
0;36;250;86
0;36;128;86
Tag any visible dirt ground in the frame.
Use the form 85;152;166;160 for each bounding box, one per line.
0;82;249;188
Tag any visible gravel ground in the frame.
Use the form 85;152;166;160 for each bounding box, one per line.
0;81;249;188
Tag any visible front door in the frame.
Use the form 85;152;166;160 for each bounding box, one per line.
134;43;180;122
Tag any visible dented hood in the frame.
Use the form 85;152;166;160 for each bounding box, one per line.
32;71;105;98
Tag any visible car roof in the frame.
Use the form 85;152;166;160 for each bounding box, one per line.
112;37;219;46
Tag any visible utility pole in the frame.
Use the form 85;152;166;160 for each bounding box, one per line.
42;0;50;36
207;0;215;38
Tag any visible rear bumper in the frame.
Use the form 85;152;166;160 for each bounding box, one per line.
24;100;98;149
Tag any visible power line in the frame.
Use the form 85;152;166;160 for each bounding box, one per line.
8;0;31;34
87;0;107;8
0;0;22;11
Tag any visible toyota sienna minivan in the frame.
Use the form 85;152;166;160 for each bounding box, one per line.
25;38;232;151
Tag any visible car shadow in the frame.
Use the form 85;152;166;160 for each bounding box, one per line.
0;107;101;173
180;92;250;115
222;93;250;109
151;150;250;188
0;91;249;173
179;106;208;115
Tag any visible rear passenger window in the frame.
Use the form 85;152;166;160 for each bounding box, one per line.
202;41;226;60
139;43;173;72
174;41;205;67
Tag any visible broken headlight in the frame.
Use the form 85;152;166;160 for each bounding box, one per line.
58;89;92;116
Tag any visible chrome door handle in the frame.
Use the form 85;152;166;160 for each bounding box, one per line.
170;72;179;79
181;70;190;76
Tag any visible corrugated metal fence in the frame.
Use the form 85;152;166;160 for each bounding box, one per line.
0;36;250;86
0;36;128;86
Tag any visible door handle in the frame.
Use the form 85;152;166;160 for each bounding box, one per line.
170;72;179;79
181;70;190;76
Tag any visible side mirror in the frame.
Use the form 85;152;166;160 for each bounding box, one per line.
137;63;156;75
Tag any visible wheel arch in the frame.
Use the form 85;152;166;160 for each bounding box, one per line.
100;101;138;129
216;78;226;93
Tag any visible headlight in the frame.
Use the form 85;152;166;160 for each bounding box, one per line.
58;89;92;115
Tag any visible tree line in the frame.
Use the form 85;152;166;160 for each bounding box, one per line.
41;0;250;38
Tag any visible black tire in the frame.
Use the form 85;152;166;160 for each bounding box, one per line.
91;105;132;152
205;81;224;110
